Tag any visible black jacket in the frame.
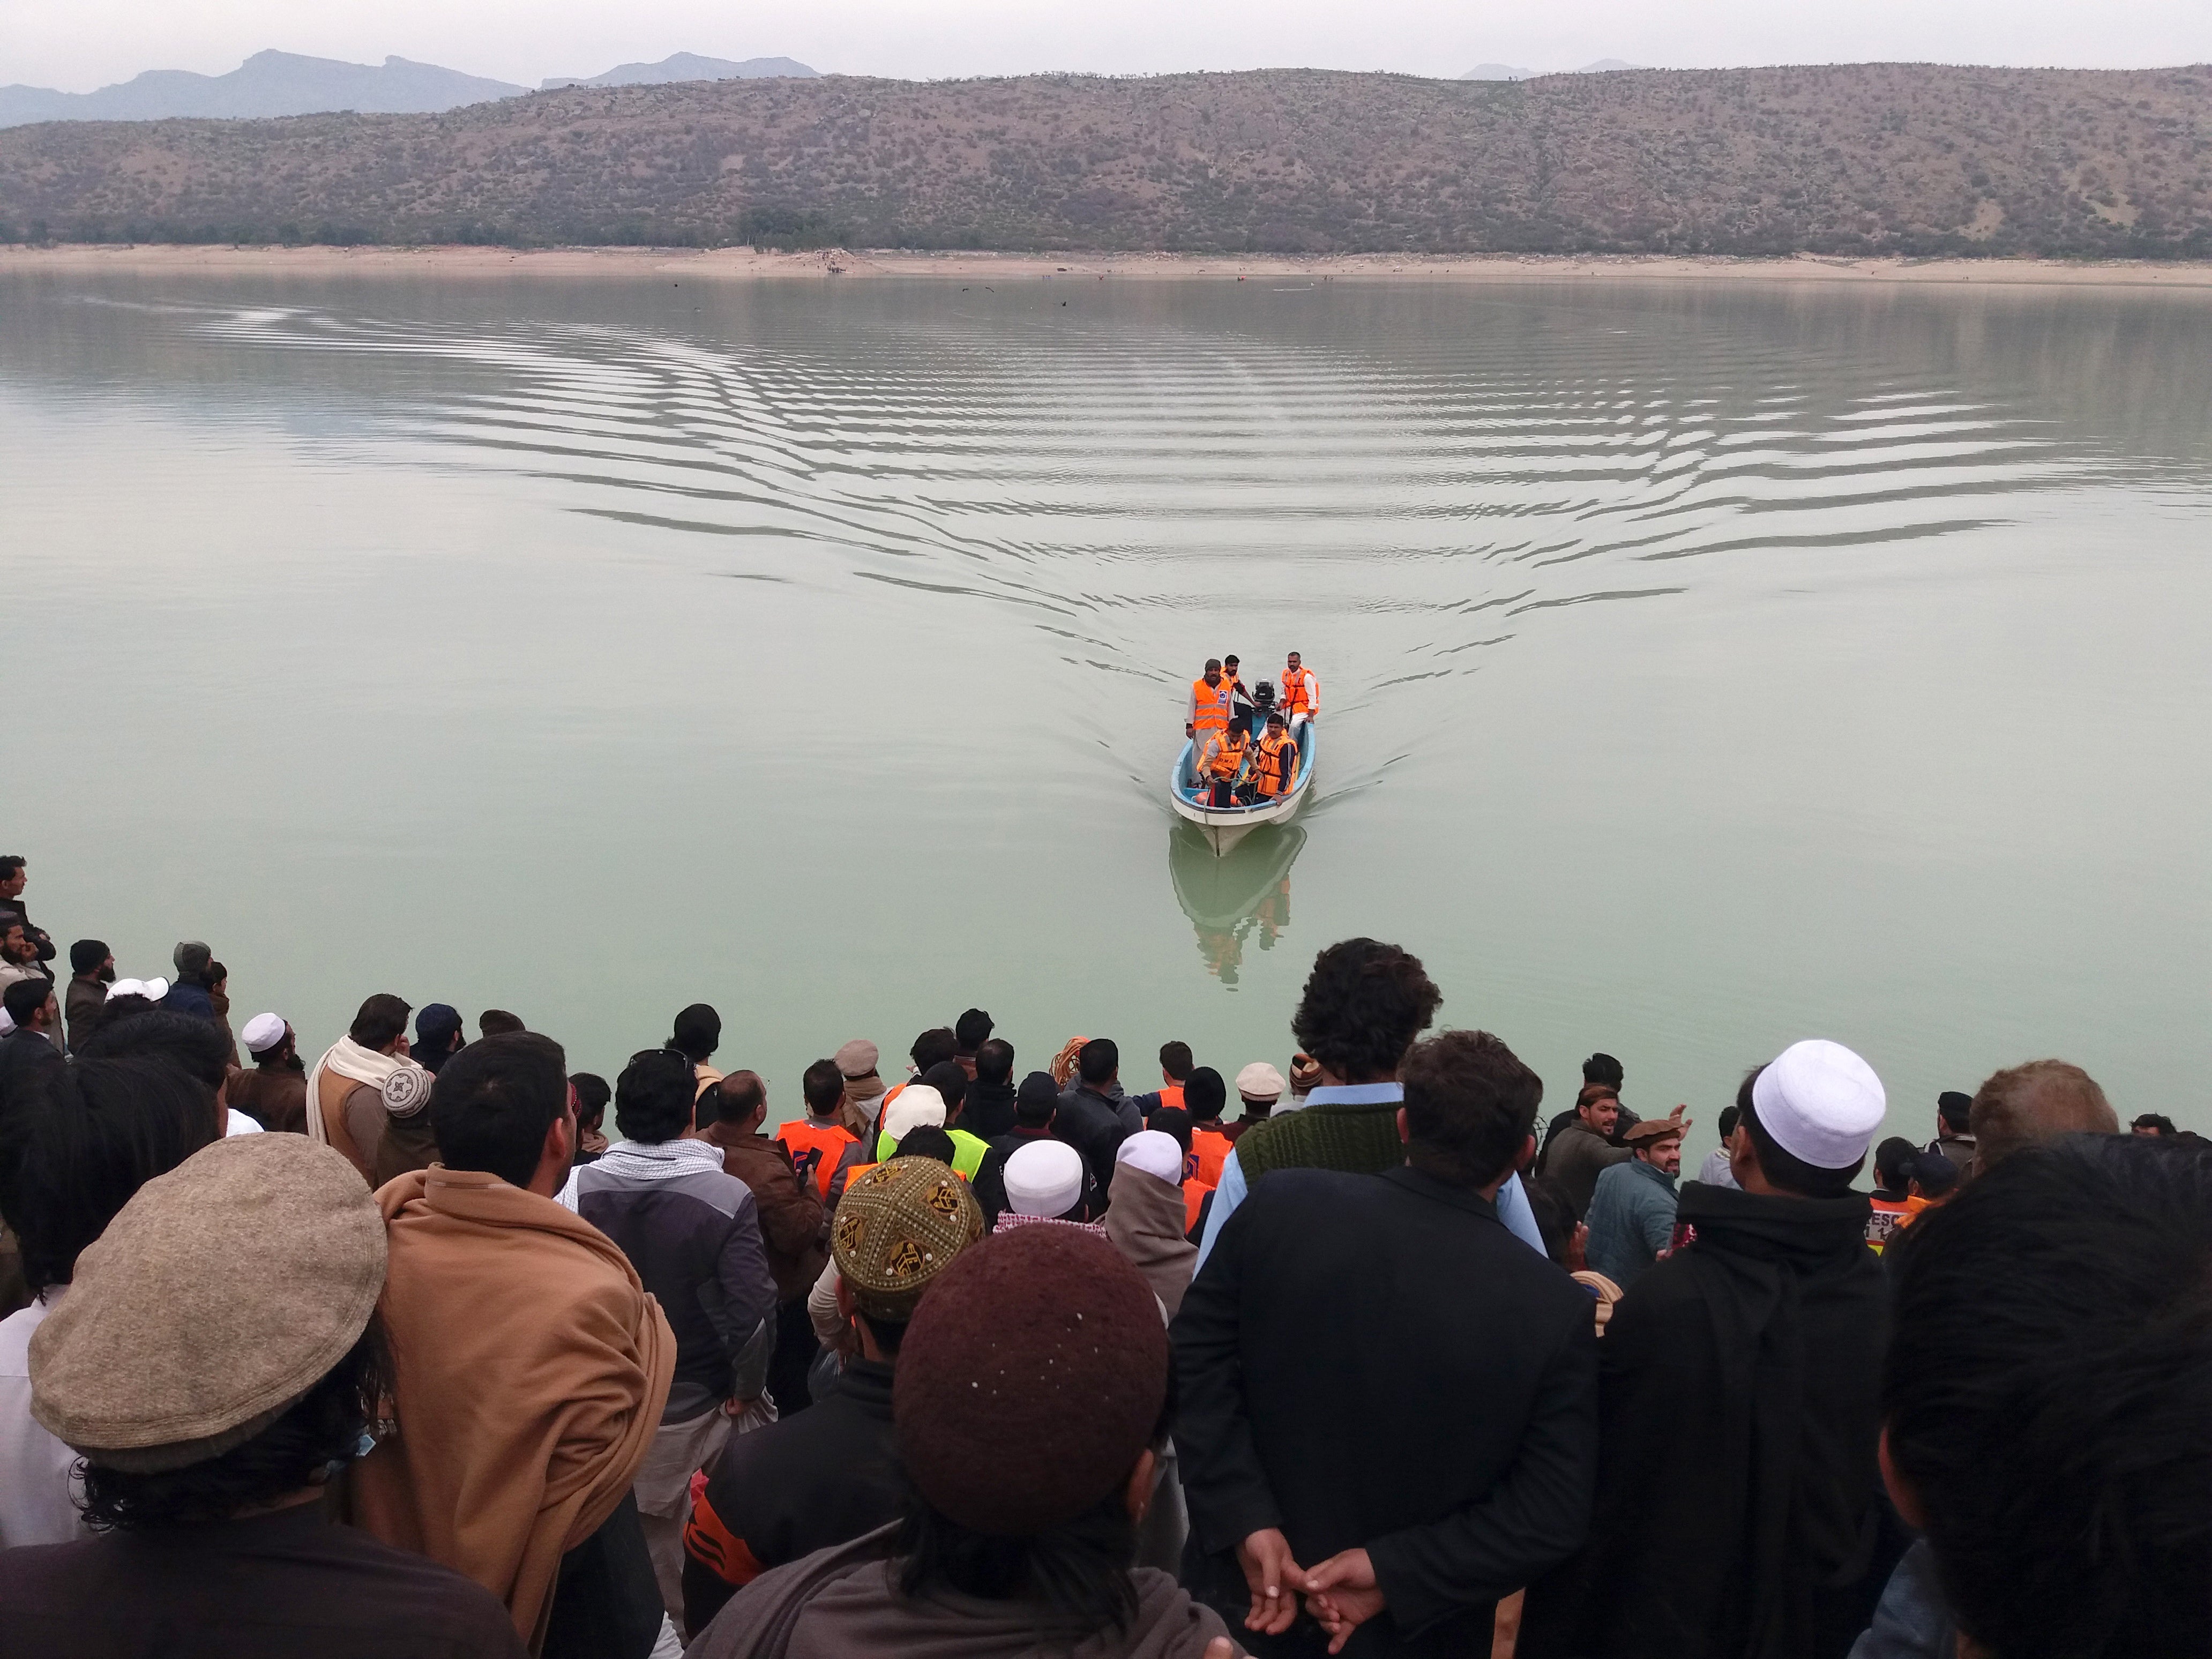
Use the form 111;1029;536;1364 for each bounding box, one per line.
1173;1165;1599;1656
1052;1085;1133;1204
682;1359;901;1635
1519;1182;1897;1659
963;1078;1019;1140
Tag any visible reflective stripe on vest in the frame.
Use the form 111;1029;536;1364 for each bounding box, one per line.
1191;678;1230;733
775;1119;857;1200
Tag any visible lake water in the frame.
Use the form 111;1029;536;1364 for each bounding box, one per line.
4;267;2208;1157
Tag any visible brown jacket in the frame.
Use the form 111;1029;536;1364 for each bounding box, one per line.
227;1066;309;1134
1546;1119;1632;1221
315;1071;387;1185
346;1168;675;1651
711;1133;828;1301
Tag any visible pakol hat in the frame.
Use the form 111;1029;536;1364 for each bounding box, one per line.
1752;1040;1887;1170
895;1225;1168;1535
240;1012;288;1054
834;1038;880;1079
881;1083;946;1144
831;1155;983;1323
30;1135;385;1473
1625;1111;1689;1147
1235;1061;1286;1103
1003;1138;1086;1219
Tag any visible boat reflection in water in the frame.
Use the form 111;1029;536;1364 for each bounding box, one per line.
1168;824;1308;987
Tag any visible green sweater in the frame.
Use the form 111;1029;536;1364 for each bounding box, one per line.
1234;1098;1404;1183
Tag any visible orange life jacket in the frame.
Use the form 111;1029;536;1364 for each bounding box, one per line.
836;1161;878;1203
1251;731;1298;797
1155;1084;1185;1114
1184;1176;1214;1235
1202;731;1248;780
775;1119;857;1200
1283;666;1318;716
1191;677;1230;735
1189;1125;1232;1189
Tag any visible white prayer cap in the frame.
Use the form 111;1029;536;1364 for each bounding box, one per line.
107;977;170;1003
0;1006;12;1036
241;1013;289;1054
223;1109;265;1138
1116;1130;1185;1185
1236;1062;1286;1103
882;1085;947;1146
1751;1040;1887;1170
1004;1139;1085;1219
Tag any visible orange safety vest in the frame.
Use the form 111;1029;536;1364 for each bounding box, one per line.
1189;1125;1232;1188
1283;667;1318;716
1155;1084;1185;1114
836;1161;878;1203
1201;731;1248;780
1866;1196;1911;1253
1190;677;1231;735
1184;1176;1214;1235
775;1119;857;1200
1251;731;1298;797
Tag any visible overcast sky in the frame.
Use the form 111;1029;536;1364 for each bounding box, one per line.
6;0;2209;93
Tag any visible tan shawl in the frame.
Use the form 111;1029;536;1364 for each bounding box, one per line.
346;1167;675;1651
1105;1163;1199;1318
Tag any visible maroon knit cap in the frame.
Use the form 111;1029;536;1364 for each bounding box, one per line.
894;1224;1169;1536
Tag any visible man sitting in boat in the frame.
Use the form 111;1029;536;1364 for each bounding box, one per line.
1186;658;1230;741
1250;711;1299;801
1197;722;1252;808
1283;651;1319;730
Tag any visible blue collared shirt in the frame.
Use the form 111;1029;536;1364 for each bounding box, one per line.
1192;1081;1546;1272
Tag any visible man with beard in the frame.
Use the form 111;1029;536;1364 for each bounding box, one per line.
413;1005;467;1075
0;921;48;995
231;1012;310;1134
63;941;112;1053
0;859;55;974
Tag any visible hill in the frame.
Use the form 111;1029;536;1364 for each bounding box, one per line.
0;50;524;129
541;54;818;91
1;64;2207;257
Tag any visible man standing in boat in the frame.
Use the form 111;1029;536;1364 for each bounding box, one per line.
1222;655;1258;738
1186;658;1231;741
1283;651;1320;731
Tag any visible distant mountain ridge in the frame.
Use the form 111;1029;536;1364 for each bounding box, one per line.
0;48;817;129
541;53;817;91
1462;59;1646;80
1;65;2207;259
0;50;523;128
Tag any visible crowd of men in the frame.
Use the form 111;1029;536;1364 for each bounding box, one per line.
0;849;2203;1659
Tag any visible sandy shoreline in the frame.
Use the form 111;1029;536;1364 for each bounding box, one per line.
5;244;2212;289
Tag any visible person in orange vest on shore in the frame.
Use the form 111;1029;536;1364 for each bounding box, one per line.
1251;710;1300;798
1184;1067;1234;1186
1141;1041;1193;1119
1197;722;1250;808
1186;657;1231;741
775;1057;866;1205
1865;1136;1918;1253
1282;650;1320;730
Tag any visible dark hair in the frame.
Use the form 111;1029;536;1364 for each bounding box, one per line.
855;1309;911;1357
894;1366;1175;1634
707;1070;767;1127
70;939;109;975
1522;1176;1577;1267
2131;1113;2178;1137
1574;1083;1619;1114
616;1049;697;1146
1739;1096;1863;1199
3;977;49;1026
975;1038;1015;1087
78;1007;230;1092
1716;1104;1742;1141
1014;1073;1058;1129
669;1003;722;1063
81;1322;388;1529
1183;1067;1226;1121
1885;1137;2212;1658
0;856;23;882
802;1058;845;1116
920;1061;968;1115
1204;657;1221;672
1291;939;1441;1083
347;994;410;1050
429;1033;569;1186
910;1027;959;1072
1158;1042;1193;1081
477;1009;525;1037
1078;1038;1118;1086
1874;1136;1919;1191
897;1125;958;1164
1937;1090;1975;1134
1149;1106;1193;1155
569;1072;610;1128
1909;1152;1959;1199
955;1009;994;1052
0;1059;220;1293
1400;1029;1543;1189
1582;1052;1624;1090
204;961;227;991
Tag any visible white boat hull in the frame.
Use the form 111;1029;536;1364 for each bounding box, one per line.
1169;724;1316;855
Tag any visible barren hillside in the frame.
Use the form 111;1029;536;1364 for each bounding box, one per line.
1;64;2207;256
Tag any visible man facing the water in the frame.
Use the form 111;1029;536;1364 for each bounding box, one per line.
1187;658;1231;742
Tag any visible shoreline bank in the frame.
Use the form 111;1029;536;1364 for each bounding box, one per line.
6;244;2212;290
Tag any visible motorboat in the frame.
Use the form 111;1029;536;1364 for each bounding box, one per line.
1170;722;1316;855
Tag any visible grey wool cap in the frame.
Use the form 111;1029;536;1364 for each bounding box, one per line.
31;1134;387;1473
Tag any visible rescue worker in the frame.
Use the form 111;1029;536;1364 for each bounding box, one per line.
1222;654;1257;737
1251;710;1299;799
1186;657;1230;742
1197;721;1250;809
774;1057;866;1205
1282;650;1320;729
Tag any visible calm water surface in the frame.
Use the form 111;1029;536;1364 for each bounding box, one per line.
4;270;2208;1157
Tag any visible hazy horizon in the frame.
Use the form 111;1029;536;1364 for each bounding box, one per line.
8;0;2208;97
